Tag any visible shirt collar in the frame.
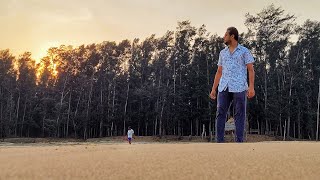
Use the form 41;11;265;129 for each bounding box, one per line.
225;43;241;50
226;43;241;54
234;43;241;51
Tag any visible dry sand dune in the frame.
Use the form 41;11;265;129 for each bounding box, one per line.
0;141;319;180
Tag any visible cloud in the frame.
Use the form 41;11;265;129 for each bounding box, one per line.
0;0;93;23
37;7;93;23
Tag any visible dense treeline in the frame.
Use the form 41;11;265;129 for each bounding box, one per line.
1;5;320;140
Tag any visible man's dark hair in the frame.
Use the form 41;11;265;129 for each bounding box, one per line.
227;27;239;41
128;126;131;129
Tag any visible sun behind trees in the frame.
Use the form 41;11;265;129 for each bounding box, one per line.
0;5;320;140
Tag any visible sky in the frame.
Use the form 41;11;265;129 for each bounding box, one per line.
0;0;319;61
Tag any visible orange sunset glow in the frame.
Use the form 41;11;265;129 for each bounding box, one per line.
0;0;319;80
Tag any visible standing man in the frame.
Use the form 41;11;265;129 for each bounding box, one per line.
210;27;255;143
126;126;134;144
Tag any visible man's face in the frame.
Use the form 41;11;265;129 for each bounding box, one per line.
224;31;232;45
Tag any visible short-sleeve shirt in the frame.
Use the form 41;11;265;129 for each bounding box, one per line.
217;44;254;92
127;129;134;138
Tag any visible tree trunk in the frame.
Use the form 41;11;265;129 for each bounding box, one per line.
257;118;260;135
0;86;3;138
15;91;20;137
145;120;148;136
206;55;213;134
178;120;181;136
138;118;140;136
293;122;296;139
85;77;94;140
196;118;199;136
287;76;293;139
178;60;181;136
56;75;68;138
159;79;169;137
264;58;268;135
283;120;286;141
84;127;87;140
0;98;3;138
66;90;72;138
154;114;158;136
156;69;162;136
73;93;81;138
123;81;130;135
106;83;111;136
201;124;206;139
99;84;104;138
298;112;301;139
279;113;282;136
173;57;176;136
316;78;320;141
111;83;116;136
42;116;45;137
9;93;13;136
190;119;193;136
20;100;27;137
278;72;283;137
111;121;114;136
139;101;142;136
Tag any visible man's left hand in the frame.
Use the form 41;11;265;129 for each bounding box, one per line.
247;87;255;99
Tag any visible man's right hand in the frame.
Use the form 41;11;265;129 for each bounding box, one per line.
210;90;217;100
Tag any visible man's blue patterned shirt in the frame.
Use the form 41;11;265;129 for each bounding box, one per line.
217;44;255;92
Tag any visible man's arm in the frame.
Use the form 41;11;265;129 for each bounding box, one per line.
247;63;255;98
210;66;222;100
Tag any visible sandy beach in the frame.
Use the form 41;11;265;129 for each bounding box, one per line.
0;140;319;180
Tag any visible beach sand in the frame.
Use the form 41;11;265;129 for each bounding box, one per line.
0;141;319;180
